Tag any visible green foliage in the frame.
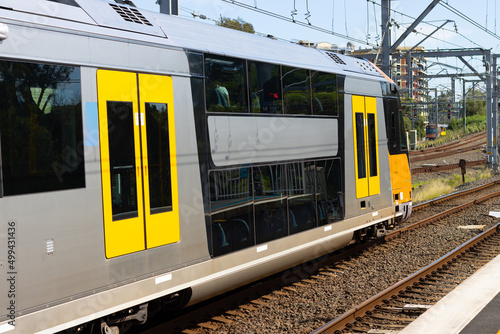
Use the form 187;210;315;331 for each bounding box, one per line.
465;99;486;117
217;17;255;34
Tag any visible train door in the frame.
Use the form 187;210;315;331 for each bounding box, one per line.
97;70;179;258
352;95;380;199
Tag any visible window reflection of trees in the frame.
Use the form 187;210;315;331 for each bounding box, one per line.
0;61;84;195
282;67;311;115
209;160;344;255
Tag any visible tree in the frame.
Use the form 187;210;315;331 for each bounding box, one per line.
217;16;255;34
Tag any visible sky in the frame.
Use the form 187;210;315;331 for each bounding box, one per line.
131;0;500;94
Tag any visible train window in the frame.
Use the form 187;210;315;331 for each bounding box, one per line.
367;113;378;177
355;113;366;179
210;168;254;256
383;98;407;154
315;159;343;224
287;162;316;234
282;67;311;115
107;101;138;219
254;165;287;243
187;52;203;76
205;55;248;113
0;61;85;196
145;103;173;213
311;71;338;116
248;61;282;113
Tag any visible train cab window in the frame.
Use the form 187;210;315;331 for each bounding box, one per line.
254;164;287;243
0;61;85;196
287;162;316;234
311;71;338;116
210;168;254;256
383;98;407;154
282;67;311;115
205;55;248;113
315;159;343;224
248;61;282;113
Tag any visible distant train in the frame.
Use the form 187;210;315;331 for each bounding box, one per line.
0;1;412;333
426;123;447;140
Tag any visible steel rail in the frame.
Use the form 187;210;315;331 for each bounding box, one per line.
311;191;500;334
411;159;486;174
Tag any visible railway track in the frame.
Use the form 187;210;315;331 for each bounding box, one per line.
312;191;500;333
136;179;500;334
410;131;485;157
409;131;486;165
410;159;485;175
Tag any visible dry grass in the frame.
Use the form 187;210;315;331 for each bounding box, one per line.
413;168;492;202
413;180;454;202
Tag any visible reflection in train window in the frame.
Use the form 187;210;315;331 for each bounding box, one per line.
0;61;85;196
208;160;344;256
282;67;311;115
205;54;248;113
355;112;366;179
315;159;343;225
311;71;338;116
248;61;282;114
254;165;287;243
210;168;254;256
145;103;173;213
107;102;138;219
384;98;407;153
287;162;316;234
367;113;378;177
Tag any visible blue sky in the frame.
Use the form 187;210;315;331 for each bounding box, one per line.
132;0;500;92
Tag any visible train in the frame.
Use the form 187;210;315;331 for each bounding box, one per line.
425;123;446;140
0;1;412;333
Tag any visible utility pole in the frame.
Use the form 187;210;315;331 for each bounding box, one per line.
451;76;456;119
462;79;466;132
381;0;391;76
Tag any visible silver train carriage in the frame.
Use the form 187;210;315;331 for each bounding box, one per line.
0;0;412;333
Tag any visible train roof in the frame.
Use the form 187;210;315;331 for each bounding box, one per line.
0;0;387;80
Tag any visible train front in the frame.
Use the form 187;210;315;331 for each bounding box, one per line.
383;85;412;222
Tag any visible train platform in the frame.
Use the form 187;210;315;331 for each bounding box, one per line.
399;254;500;334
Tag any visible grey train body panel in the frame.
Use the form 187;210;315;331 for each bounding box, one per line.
0;0;409;332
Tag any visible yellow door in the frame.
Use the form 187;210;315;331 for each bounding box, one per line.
97;70;179;258
352;95;380;199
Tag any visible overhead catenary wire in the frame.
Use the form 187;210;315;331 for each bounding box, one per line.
221;0;378;47
439;1;500;42
367;0;484;49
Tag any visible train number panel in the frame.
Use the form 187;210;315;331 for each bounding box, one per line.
97;70;179;258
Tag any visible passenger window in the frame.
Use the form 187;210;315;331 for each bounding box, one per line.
287;162;316;234
355;112;366;179
311;71;338;116
107;101;138;219
254;165;287;243
145;103;173;213
0;61;85;196
205;55;248;113
367;113;378;177
248;61;282;113
282;67;311;114
315;159;343;224
210;168;254;256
